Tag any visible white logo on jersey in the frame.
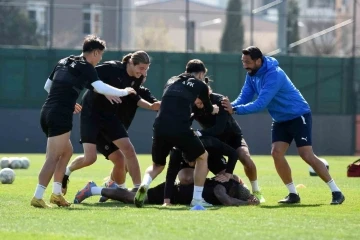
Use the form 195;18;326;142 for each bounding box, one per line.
182;81;194;87
70;62;76;68
187;82;194;87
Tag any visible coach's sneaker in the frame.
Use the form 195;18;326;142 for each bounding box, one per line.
31;197;52;208
50;193;71;207
278;193;300;204
190;198;213;207
253;191;266;203
99;180;117;203
331;191;345;205
74;181;97;204
62;175;70;195
134;184;148;208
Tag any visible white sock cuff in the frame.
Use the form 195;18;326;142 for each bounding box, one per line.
53;182;62;195
142;173;153;186
65;167;72;176
91;187;103;195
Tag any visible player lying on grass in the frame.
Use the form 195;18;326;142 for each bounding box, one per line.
95;134;239;204
163;135;239;206
192;93;264;203
73;177;259;206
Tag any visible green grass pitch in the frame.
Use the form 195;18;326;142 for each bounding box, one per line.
0;154;359;240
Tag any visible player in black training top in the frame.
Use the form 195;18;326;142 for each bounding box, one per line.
192;92;265;203
163;135;239;205
62;51;156;197
31;35;136;209
134;59;219;208
95;75;160;203
74;177;259;207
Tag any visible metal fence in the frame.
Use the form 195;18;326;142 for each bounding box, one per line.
0;48;359;116
0;0;358;57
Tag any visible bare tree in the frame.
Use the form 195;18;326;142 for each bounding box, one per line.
53;28;81;49
302;20;351;56
136;17;174;51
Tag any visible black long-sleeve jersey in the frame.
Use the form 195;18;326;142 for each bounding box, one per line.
192;93;243;137
43;55;99;111
153;73;213;135
117;85;158;129
81;61;144;116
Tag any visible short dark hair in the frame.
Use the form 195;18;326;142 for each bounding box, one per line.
82;35;106;53
242;46;263;60
186;59;207;74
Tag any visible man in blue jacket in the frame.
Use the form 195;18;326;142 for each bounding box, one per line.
222;46;345;205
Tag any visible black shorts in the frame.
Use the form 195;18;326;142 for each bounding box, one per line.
147;182;166;204
272;112;312;147
96;134;119;160
219;133;248;150
80;111;128;144
152;131;205;166
172;147;226;175
40;107;73;137
208;155;227;175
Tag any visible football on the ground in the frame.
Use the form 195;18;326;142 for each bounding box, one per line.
309;158;329;176
0;168;15;184
9;157;22;169
1;157;10;169
20;157;30;169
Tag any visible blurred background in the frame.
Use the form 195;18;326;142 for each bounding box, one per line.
0;0;359;156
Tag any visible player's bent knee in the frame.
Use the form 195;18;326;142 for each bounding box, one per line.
197;151;208;161
238;146;250;156
153;163;165;169
299;151;315;162
109;152;125;166
271;148;284;159
115;138;136;154
84;155;97;166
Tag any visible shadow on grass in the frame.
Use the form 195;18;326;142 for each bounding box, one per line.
72;202;222;211
134;205;223;211
80;202;127;208
260;204;324;209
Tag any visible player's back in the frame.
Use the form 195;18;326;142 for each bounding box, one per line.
153;74;203;135
44;55;97;111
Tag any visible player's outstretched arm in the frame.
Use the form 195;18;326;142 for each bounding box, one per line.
137;99;161;111
92;80;136;97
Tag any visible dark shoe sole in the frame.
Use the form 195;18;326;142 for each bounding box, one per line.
331;195;345;205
